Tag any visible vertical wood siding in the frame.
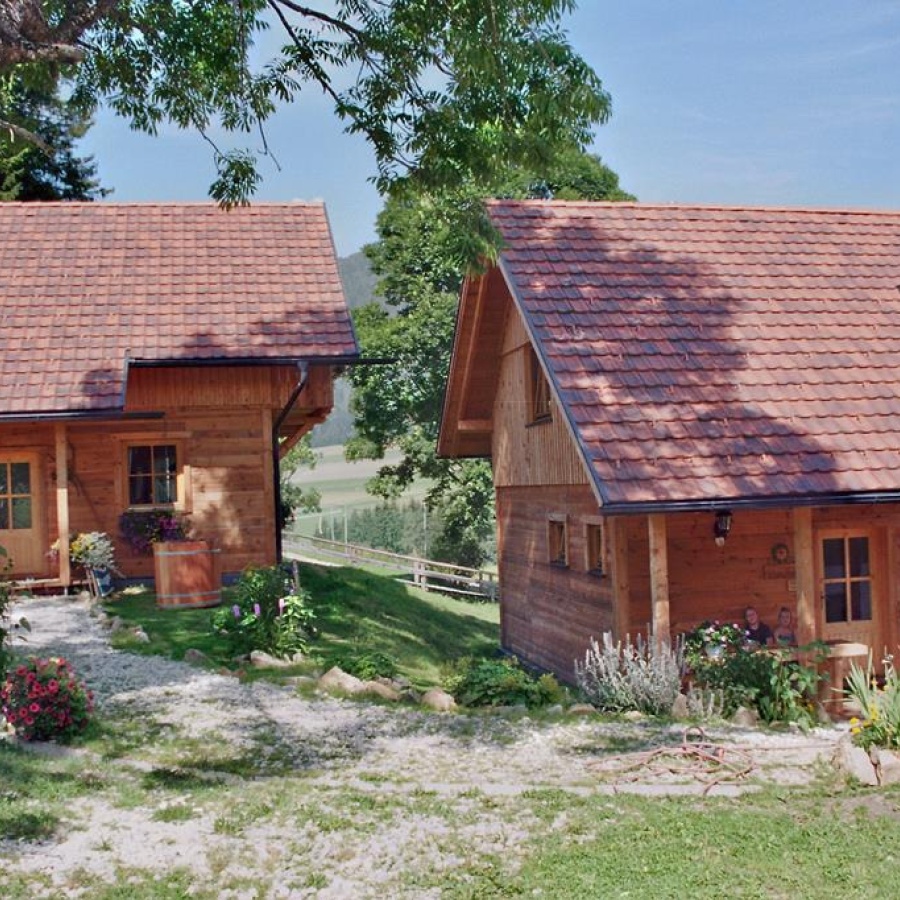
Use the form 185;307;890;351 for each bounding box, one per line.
491;338;589;489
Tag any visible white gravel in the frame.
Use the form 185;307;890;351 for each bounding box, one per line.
1;594;846;898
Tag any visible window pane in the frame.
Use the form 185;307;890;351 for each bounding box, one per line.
0;464;8;496
848;537;870;577
129;475;153;505
824;582;847;623
11;497;31;529
851;581;873;621
822;539;845;579
153;445;177;476
128;446;152;476
0;498;9;529
10;462;30;495
154;475;176;505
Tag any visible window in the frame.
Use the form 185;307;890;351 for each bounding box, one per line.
128;444;178;506
822;536;872;624
0;461;32;530
548;517;567;566
527;346;552;423
585;520;606;575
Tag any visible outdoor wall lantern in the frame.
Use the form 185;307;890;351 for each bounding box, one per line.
713;510;733;547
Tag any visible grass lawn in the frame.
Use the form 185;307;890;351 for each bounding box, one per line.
104;562;499;688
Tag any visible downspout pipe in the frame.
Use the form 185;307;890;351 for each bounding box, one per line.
272;362;309;563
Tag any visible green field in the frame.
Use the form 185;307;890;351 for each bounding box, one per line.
287;444;433;539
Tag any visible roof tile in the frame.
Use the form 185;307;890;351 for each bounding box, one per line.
489;200;900;506
0;202;358;415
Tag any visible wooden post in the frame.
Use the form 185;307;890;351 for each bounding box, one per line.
793;507;816;646
608;517;630;641
648;514;670;642
55;423;71;589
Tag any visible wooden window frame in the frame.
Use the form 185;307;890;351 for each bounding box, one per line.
123;441;188;512
527;346;552;424
0;458;34;531
821;533;873;625
548;515;568;567
584;518;607;576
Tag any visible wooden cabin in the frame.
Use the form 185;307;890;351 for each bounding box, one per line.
439;200;900;683
0;202;358;587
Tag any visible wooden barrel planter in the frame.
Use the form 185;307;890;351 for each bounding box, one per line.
153;540;221;609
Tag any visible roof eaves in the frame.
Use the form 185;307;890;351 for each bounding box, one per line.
599;489;900;517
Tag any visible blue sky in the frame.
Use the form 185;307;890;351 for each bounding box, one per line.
79;1;900;256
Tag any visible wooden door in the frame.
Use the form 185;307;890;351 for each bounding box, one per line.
0;454;45;575
816;530;880;651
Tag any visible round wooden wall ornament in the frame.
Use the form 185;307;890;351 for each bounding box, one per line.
770;542;790;564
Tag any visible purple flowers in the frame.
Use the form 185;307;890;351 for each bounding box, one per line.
232;604;241;619
253;603;262;617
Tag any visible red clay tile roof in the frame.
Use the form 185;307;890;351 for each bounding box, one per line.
0;202;358;416
488;200;900;508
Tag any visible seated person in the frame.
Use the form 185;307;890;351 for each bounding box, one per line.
744;605;773;647
772;606;797;646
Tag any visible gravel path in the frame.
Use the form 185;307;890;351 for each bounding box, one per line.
2;595;846;898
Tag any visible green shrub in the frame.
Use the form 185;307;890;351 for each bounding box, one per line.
1;656;94;741
687;641;825;726
212;564;316;659
325;649;399;681
444;656;563;709
846;654;900;750
574;632;683;716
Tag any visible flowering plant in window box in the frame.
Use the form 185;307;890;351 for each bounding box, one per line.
118;510;188;555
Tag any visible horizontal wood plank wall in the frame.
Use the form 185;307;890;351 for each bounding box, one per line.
620;504;900;651
492;337;588;489
66;411;275;578
496;484;614;682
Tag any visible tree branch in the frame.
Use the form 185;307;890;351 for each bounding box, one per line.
0;115;50;153
270;0;364;39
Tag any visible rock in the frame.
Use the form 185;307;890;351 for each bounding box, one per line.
670;693;690;721
363;680;401;701
183;649;209;666
421;688;457;712
624;710;644;722
132;628;150;643
399;687;422;704
545;704;564;716
731;706;759;728
833;733;878;786
285;675;319;690
249;650;297;669
815;703;833;726
107;616;125;633
318;666;367;695
567;703;597;716
873;748;900;786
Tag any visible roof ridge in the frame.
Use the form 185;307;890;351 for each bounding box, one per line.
485;198;900;217
0;200;326;209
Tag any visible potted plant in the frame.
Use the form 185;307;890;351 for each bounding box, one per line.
118;511;220;609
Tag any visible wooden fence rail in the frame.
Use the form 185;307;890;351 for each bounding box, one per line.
282;534;499;602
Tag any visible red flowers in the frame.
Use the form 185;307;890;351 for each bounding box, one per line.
1;656;93;742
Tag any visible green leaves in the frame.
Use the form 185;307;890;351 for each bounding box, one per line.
3;1;612;205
